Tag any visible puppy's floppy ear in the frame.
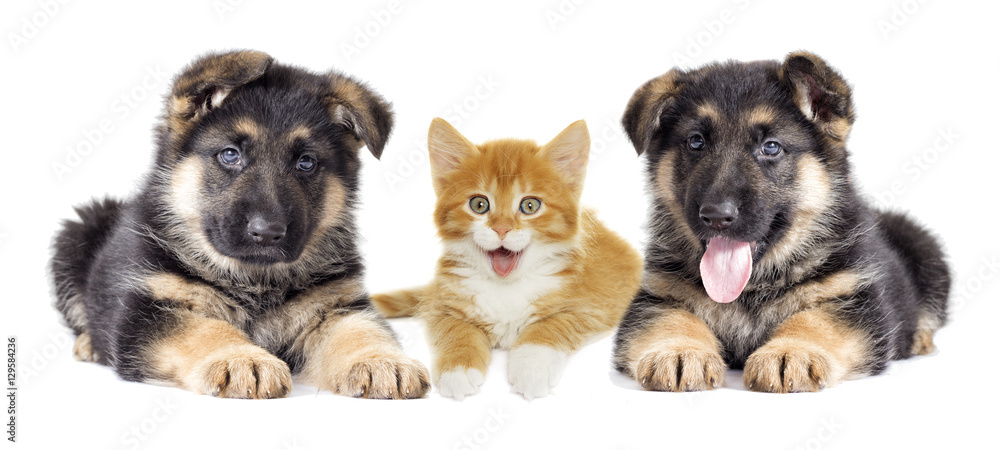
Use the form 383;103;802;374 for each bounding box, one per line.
780;51;855;143
167;50;273;125
326;72;394;160
621;69;683;156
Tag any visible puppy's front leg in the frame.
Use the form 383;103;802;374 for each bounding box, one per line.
613;293;727;392
147;311;292;399
300;308;430;399
743;305;869;393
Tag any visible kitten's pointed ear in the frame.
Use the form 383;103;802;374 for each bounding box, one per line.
428;118;477;193
622;68;683;156
167;50;273;128
326;72;394;159
780;51;855;143
541;120;590;188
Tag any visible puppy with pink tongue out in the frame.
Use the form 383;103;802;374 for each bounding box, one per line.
613;52;949;393
700;237;754;304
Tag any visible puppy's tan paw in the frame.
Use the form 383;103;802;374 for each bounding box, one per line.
744;343;837;393
634;346;726;392
194;345;292;399
332;354;430;399
73;332;99;362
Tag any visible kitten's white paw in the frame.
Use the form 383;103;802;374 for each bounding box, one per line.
508;344;568;400
436;367;485;400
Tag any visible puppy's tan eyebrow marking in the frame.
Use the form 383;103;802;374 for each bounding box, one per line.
233;117;265;139
286;124;312;143
746;105;779;126
696;103;721;122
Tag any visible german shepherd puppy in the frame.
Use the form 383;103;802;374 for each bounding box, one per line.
612;52;949;392
50;50;430;399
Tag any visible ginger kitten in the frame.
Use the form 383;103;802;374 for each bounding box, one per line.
373;118;642;399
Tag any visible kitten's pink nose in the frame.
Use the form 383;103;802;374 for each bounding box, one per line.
492;226;511;240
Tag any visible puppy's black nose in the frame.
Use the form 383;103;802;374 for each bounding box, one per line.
699;202;738;230
247;215;287;245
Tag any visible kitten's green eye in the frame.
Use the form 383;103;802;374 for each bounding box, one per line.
469;196;490;214
519;197;542;215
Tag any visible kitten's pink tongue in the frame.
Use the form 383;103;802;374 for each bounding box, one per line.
699;237;753;303
489;248;521;278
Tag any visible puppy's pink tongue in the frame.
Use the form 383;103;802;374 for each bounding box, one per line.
489;248;521;278
699;237;753;303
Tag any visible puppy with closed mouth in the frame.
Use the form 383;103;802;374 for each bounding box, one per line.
613;52;950;392
50;50;430;399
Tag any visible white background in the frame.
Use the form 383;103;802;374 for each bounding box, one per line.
2;0;997;449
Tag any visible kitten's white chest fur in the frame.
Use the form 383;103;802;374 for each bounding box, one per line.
450;241;571;349
462;271;562;349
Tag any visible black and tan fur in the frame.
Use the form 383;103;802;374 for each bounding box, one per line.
613;52;949;392
50;50;429;399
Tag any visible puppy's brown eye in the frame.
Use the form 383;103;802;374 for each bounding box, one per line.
688;134;705;150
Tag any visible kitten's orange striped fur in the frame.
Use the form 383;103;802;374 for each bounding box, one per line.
372;118;642;399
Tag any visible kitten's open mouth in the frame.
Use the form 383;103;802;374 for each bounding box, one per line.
487;247;522;278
